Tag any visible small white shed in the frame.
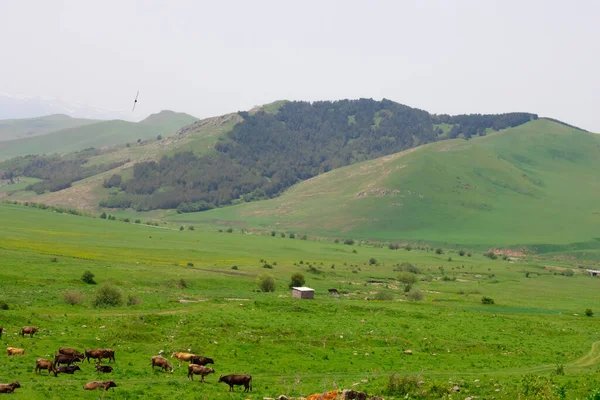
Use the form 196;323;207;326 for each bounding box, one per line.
292;286;315;299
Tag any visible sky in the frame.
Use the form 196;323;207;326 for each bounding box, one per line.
1;0;599;131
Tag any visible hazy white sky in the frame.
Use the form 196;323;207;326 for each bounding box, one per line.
1;0;599;131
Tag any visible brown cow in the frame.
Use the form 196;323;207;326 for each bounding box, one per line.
21;326;39;338
218;374;252;392
189;355;214;366
100;348;115;362
0;381;21;394
171;351;195;367
187;364;215;382
83;380;117;391
35;358;55;376
85;349;104;363
54;365;81;377
54;353;83;366
95;363;113;373
7;347;25;356
59;347;85;359
151;355;173;372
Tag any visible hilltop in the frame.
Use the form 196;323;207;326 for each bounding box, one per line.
171;118;600;249
0;110;197;160
0;114;100;141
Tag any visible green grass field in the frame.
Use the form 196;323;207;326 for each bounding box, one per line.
171;119;600;251
2;202;600;399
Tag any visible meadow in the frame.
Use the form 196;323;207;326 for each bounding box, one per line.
1;203;600;399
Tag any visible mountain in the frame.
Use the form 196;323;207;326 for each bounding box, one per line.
0;110;198;160
0;114;100;142
170;118;600;249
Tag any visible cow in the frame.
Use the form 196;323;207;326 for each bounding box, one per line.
54;353;83;366
151;355;173;372
83;380;117;391
85;349;105;364
35;358;55;376
21;326;39;338
0;382;20;394
187;364;215;382
59;347;85;359
189;355;214;366
54;365;81;377
218;374;252;392
95;363;113;373
171;351;195;367
6;347;25;356
100;348;115;362
0;327;3;338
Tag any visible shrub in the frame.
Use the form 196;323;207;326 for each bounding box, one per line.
179;226;184;231
369;257;377;265
447;257;452;262
92;284;123;307
343;238;355;245
289;233;295;239
467;251;472;257
334;239;339;243
226;227;233;233
188;225;195;231
63;290;84;305
458;249;466;256
0;301;10;310
386;374;421;396
50;257;58;263
586;308;594;317
257;274;275;292
301;234;307;240
81;270;96;285
179;279;189;288
100;212;107;219
404;244;412;251
280;232;286;238
435;248;443;254
526;272;530;278
231;265;238;270
407;289;424;301
307;265;320;274
481;296;495;305
289;272;306;288
263;263;273;269
187;262;194;267
484;251;498;259
271;231;276;237
374;291;394;301
398;272;418;290
562;269;574;277
127;295;141;306
134;219;141;224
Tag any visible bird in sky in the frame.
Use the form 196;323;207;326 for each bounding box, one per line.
132;90;139;111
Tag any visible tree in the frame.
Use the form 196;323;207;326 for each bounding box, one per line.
398;272;418;292
257;274;276;292
100;212;107;219
289;272;305;288
81;270;96;284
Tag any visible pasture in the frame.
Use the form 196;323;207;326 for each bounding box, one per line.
1;203;600;399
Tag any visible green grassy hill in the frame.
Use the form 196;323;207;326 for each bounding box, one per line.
171;119;600;249
0;114;99;141
0;111;197;160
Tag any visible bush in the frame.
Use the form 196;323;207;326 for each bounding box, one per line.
407;289;424;301
257;274;275;292
481;296;495;305
134;219;141;223
63;290;84;305
374;291;394;301
562;269;574;277
484;251;498;259
81;270;96;285
50;257;58;263
271;231;276;237
100;212;107;219
127;295;141;306
343;238;355;245
307;265;320;274
187;262;194;267
586;309;594;317
92;284;123;307
179;279;189;288
369;257;377;265
0;301;9;310
226;227;233;233
467;251;472;257
386;374;421;397
289;272;306;288
188;225;195;231
398;272;418;292
301;234;307;240
289;233;295;239
231;265;238;270
435;248;443;254
179;226;184;231
280;232;286;238
263;263;273;269
404;244;412;251
458;249;466;256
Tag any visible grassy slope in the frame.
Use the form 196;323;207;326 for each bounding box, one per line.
0;114;99;142
170;119;600;249
0;111;197;160
1;203;600;399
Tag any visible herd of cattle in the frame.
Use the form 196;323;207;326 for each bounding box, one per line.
0;326;253;394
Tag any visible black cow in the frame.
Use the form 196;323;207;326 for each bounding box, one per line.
54;353;83;366
95;363;113;373
189;355;214;366
54;365;81;377
218;374;252;392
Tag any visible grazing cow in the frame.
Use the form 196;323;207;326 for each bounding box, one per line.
54;365;81;377
59;347;85;359
218;374;252;392
187;364;215;382
21;326;39;338
85;349;104;363
171;352;195;367
83;380;117;391
100;348;115;362
35;358;55;376
0;327;3;338
151;355;173;372
0;381;20;394
95;363;113;373
189;355;214;366
6;347;25;356
54;353;83;366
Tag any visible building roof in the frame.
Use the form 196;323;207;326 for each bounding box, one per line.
292;287;314;291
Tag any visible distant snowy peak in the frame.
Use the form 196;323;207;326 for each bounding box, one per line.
0;93;133;121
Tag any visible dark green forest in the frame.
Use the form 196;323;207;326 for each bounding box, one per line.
103;99;537;211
